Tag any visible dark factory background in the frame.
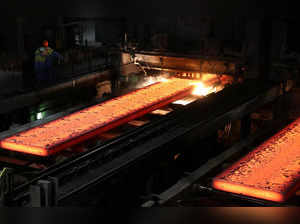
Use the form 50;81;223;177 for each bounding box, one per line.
0;0;300;212
1;17;299;70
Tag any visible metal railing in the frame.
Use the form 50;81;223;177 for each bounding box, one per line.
0;46;115;94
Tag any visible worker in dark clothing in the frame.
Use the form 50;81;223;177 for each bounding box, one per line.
35;40;63;87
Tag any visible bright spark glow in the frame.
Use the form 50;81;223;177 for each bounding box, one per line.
137;76;169;88
172;99;193;106
151;109;172;115
172;96;198;106
191;82;217;96
37;112;43;120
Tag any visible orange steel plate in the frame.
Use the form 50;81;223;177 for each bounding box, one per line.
0;78;194;157
212;118;300;202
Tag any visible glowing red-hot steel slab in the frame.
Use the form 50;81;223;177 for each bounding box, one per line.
212;118;300;202
0;78;194;157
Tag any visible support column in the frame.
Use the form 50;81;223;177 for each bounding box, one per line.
57;16;65;49
30;178;58;207
240;114;252;140
259;17;273;81
16;17;25;57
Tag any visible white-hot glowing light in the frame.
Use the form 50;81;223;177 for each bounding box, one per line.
37;112;43;120
191;82;217;96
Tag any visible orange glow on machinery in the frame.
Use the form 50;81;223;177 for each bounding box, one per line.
191;82;217;96
190;74;233;97
212;118;300;202
0;78;194;157
137;75;170;88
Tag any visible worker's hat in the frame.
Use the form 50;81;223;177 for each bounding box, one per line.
43;40;49;47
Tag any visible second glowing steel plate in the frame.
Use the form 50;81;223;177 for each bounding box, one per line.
212;118;300;202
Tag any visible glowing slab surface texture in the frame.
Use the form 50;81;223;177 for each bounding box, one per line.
213;118;300;202
0;79;193;156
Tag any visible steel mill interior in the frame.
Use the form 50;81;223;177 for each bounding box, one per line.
1;11;300;213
